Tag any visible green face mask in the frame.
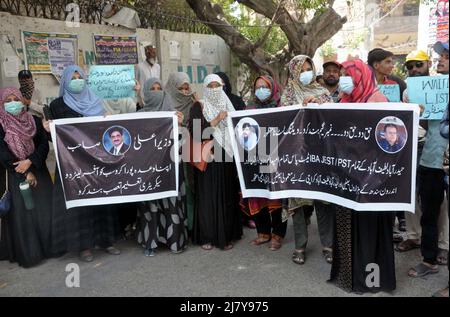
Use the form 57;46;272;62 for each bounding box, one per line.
4;101;24;116
68;78;86;94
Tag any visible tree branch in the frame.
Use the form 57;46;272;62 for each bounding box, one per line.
186;0;274;77
252;0;286;50
238;0;304;52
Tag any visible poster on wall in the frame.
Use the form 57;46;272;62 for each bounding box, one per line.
93;35;138;65
428;0;449;46
21;31;78;79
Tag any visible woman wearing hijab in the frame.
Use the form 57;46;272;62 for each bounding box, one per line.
215;72;256;228
165;72;197;127
189;74;242;250
0;87;53;268
215;72;246;111
240;75;286;251
101;83;140;241
165;72;197;236
49;65;120;262
136;78;188;256
280;55;335;265
329;59;395;293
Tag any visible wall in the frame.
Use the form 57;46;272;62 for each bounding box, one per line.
158;29;231;97
0;11;232;102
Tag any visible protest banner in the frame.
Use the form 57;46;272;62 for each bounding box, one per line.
50;112;179;209
407;75;449;120
88;65;136;99
93;35;138;65
227;103;419;212
379;84;401;102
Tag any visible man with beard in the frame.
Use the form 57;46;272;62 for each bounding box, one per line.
407;43;449;285
321;61;342;102
397;50;448;260
136;44;160;107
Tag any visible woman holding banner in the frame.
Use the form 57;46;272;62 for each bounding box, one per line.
280;55;335;264
0;87;53;268
48;65;121;262
241;75;286;251
329;59;396;293
188;74;242;251
165;72;197;237
136;77;188;256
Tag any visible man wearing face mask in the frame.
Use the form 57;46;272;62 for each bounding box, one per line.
136;44;160;107
321;61;342;103
18;70;44;118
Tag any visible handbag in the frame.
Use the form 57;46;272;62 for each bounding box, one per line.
190;138;213;172
0;170;11;217
189;101;213;172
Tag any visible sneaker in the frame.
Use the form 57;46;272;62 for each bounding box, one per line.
144;249;155;257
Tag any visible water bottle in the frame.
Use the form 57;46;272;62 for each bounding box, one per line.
19;181;35;210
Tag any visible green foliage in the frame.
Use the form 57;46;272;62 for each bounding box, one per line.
319;40;336;57
391;60;407;79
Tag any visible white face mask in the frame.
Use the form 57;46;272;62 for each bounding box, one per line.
339;76;354;94
299;70;314;86
204;87;223;103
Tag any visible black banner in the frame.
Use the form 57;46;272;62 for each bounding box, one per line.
50;112;178;209
228;104;419;212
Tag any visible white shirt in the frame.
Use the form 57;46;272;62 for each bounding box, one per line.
112;143;124;155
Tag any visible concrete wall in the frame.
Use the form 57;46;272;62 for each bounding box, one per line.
0;12;232;102
158;29;231;97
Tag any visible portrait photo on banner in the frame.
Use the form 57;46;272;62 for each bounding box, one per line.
235;117;260;152
102;125;132;156
375;116;408;154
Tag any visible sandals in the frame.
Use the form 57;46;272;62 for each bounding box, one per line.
250;234;271;246
408;262;439;278
432;287;449;297
223;244;233;251
292;250;305;265
201;243;214;251
269;234;283;251
395;239;420;252
322;249;333;264
437;249;448;266
79;250;94;262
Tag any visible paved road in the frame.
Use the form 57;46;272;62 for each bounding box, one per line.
0;218;447;297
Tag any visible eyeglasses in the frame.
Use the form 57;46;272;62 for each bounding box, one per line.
405;61;424;70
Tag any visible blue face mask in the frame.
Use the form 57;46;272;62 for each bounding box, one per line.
255;87;271;101
299;70;314;86
339;76;354;94
4;101;25;116
68;79;86;94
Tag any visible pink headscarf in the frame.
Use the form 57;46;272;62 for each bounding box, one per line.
0;87;36;160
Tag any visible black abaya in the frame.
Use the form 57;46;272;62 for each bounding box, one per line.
0;116;53;268
189;103;242;249
330;207;396;293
